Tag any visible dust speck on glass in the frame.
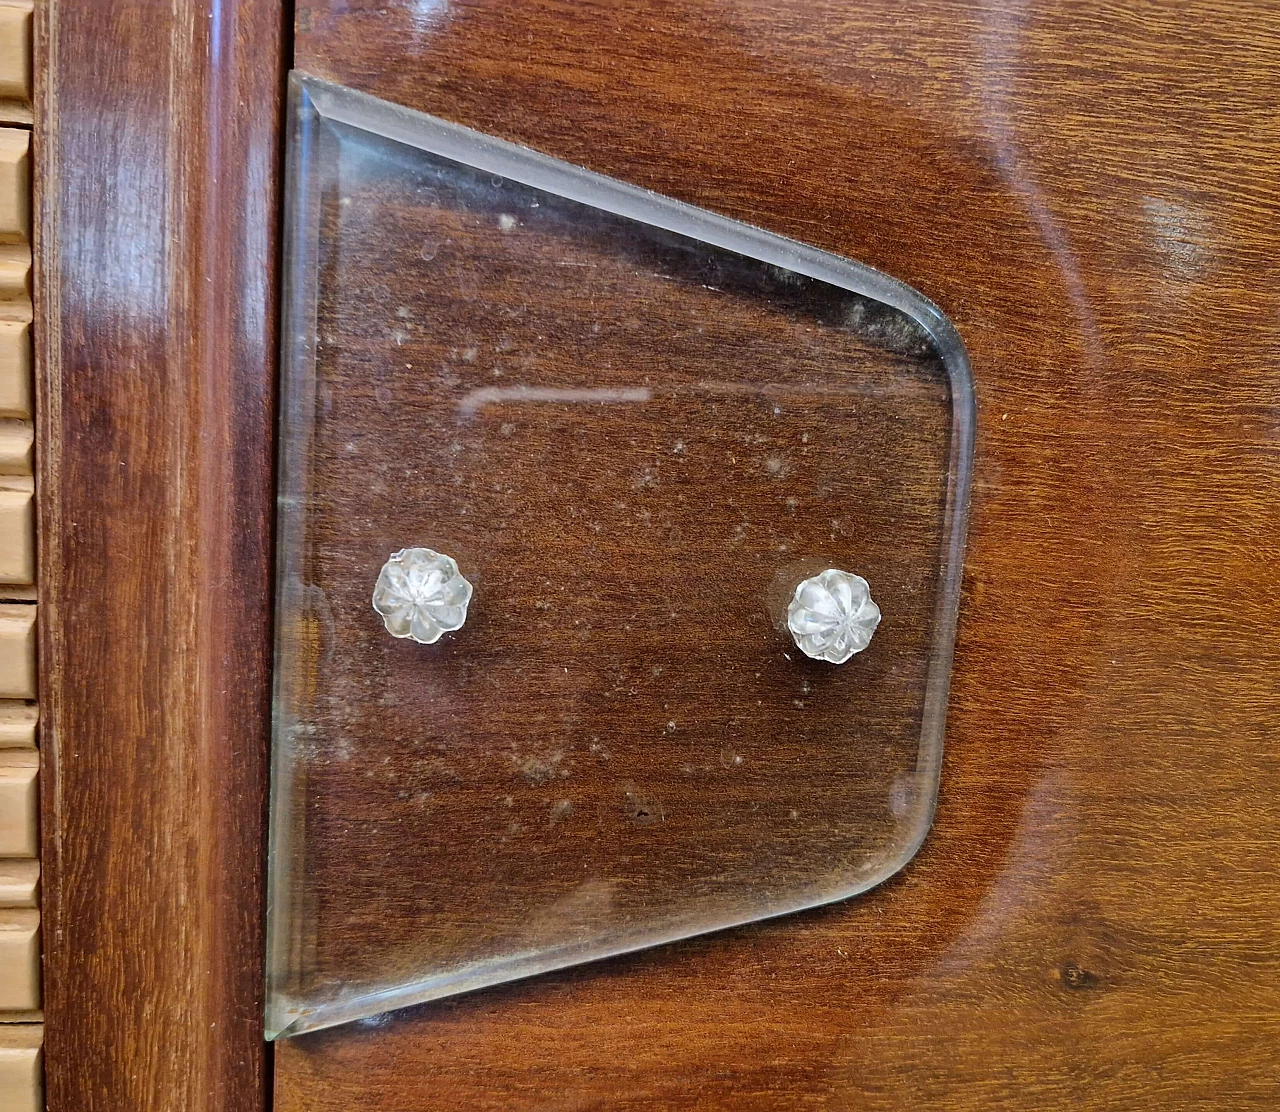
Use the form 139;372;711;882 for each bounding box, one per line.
267;72;975;1039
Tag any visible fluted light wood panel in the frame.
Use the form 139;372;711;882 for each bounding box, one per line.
0;422;29;473
0;244;27;302
0;130;25;242
0;8;34;1107
0;859;34;906
0;321;27;419
0;756;33;857
0;703;33;748
0;5;29;109
0;1024;40;1112
0;605;33;698
0;136;32;600
0;488;30;584
0;909;37;1009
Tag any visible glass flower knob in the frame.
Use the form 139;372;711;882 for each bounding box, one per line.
786;568;881;664
372;548;473;645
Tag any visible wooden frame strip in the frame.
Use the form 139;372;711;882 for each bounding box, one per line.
34;2;284;1108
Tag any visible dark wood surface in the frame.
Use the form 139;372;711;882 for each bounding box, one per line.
35;1;284;1109
269;109;961;1035
278;0;1280;1108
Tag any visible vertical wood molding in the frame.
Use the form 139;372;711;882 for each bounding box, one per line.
35;1;284;1108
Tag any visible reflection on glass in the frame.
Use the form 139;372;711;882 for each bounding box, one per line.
267;73;975;1039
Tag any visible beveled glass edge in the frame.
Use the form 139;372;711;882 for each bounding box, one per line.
266;73;328;1043
265;71;977;1039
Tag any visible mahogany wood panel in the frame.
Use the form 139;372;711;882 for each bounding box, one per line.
35;2;284;1110
280;0;1280;1109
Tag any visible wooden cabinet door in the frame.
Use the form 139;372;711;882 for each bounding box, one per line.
38;1;1280;1109
271;3;1280;1106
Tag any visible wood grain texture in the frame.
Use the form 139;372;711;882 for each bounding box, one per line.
279;0;1280;1108
35;1;284;1109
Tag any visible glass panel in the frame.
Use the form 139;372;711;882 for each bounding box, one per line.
267;73;975;1039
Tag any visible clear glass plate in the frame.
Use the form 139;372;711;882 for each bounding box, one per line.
266;73;974;1038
